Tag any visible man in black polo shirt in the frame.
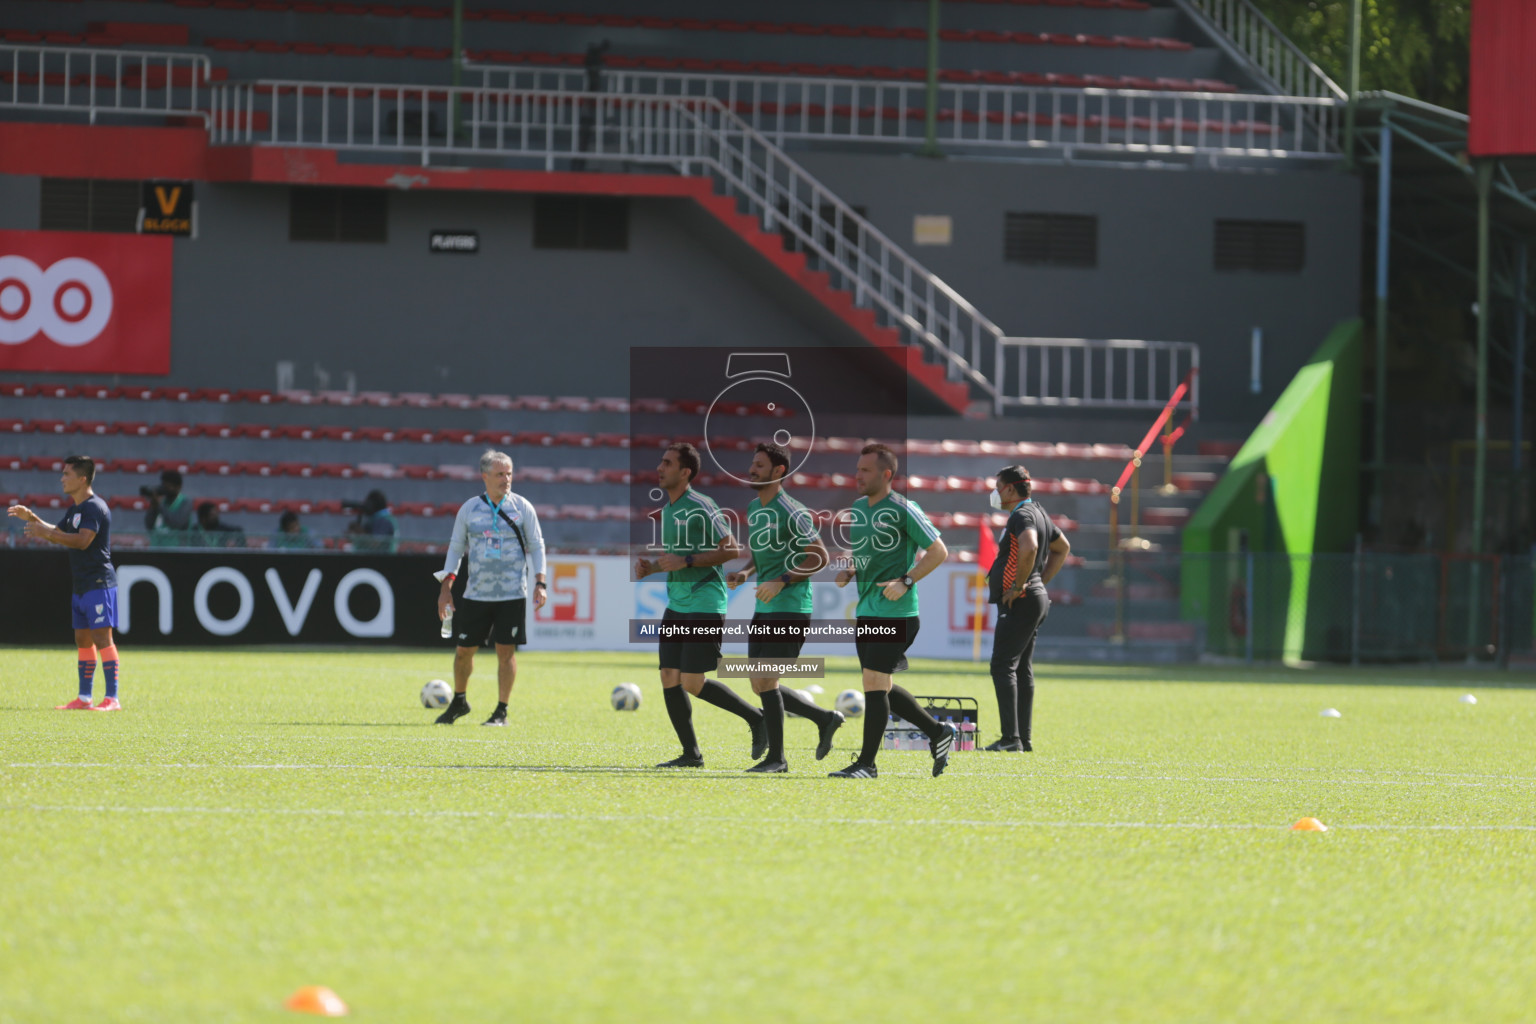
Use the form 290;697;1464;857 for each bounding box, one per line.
986;465;1070;752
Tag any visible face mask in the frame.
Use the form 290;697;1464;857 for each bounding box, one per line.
989;490;1004;510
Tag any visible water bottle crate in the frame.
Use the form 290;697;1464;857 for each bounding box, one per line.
881;695;980;752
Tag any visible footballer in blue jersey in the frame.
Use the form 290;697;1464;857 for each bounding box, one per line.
8;455;124;711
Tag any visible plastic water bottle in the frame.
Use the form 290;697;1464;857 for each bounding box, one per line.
960;717;976;752
440;607;454;640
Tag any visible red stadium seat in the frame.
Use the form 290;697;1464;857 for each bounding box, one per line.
190;460;233;476
234;461;274;477
314;463;356;478
23;492;68;510
275;462;315;478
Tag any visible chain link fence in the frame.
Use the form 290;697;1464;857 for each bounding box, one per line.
1177;551;1529;663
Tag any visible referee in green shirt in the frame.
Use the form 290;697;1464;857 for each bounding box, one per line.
726;443;846;773
829;443;954;779
634;442;767;768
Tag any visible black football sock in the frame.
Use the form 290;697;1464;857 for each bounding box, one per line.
780;685;834;725
494;702;508;713
859;689;889;765
697;678;763;725
889;685;944;742
758;688;785;761
663;686;701;758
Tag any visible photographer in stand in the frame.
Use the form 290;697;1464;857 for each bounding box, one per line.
345;489;398;554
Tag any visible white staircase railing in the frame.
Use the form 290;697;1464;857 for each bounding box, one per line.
469;64;1341;160
1174;0;1346;100
210;79;1003;402
997;338;1200;413
2;44;213;123
206;79;1203;413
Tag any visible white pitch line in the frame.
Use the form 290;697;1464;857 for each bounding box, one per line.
4;761;1533;789
5;803;1536;832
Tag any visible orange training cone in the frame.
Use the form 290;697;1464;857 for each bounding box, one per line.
1291;817;1328;832
284;986;349;1017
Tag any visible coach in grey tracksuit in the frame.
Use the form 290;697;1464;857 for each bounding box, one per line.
432;449;547;726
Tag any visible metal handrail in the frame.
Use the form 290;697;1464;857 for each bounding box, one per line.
208;80;1004;400
1;43;213;124
467;63;1343;159
1175;0;1346;100
996;338;1200;412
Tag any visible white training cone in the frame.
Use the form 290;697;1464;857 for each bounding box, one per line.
1460;694;1478;705
1320;708;1342;718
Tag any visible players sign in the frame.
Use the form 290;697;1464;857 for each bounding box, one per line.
0;229;173;374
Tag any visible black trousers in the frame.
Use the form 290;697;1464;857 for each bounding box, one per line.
990;588;1049;743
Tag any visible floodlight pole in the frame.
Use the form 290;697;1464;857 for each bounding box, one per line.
1372;120;1392;528
1473;160;1493;559
1344;0;1361;170
449;0;464;147
1468;159;1493;660
1513;242;1528;488
920;0;941;158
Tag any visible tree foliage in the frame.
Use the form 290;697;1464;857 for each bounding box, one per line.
1252;0;1471;110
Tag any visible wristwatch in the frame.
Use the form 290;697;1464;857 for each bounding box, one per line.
900;574;914;588
779;572;793;584
534;581;547;590
685;553;695;568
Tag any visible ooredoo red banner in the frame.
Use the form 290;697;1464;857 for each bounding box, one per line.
0;229;172;375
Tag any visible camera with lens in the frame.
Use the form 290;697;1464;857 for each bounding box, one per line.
139;485;160;499
341;499;366;513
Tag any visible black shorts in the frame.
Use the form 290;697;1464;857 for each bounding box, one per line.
453;597;527;648
747;611;810;659
855;616;920;674
657;608;724;675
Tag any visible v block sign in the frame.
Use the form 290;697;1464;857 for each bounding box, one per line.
0;229;173;374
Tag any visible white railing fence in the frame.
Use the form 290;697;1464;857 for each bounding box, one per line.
468;65;1341;159
997;339;1200;413
207;80;1203;412
1175;0;1346;101
1;44;213;123
210;80;1004;402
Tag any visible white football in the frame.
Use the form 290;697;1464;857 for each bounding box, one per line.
421;679;453;708
612;682;642;711
835;688;865;718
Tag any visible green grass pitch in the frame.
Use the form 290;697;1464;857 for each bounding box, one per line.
3;648;1535;1023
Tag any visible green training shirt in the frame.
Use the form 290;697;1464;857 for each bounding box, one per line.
747;489;819;615
661;487;729;615
847;491;941;618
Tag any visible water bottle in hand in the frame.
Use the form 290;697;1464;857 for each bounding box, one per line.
440;606;454;640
